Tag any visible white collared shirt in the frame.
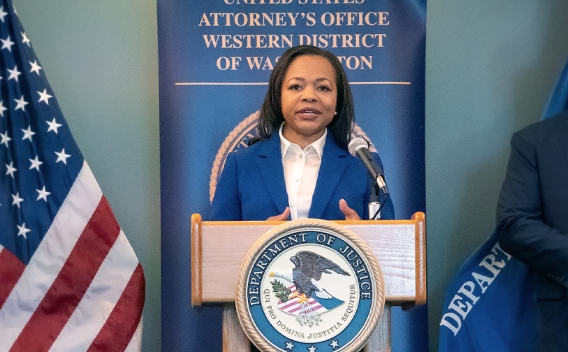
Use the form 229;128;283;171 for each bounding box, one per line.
279;124;326;220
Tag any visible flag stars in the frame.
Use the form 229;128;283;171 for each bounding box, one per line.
29;155;43;171
56;148;71;164
12;192;24;208
1;131;10;146
30;60;42;75
17;223;31;239
308;346;317;352
7;65;21;82
36;186;50;202
0;100;7;117
47;118;62;133
14;95;28;111
0;6;7;22
285;342;295;350
1;35;14;51
6;162;17;178
21;32;30;46
22;126;36;141
38;89;52;104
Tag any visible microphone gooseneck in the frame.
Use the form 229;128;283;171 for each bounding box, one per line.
348;137;389;195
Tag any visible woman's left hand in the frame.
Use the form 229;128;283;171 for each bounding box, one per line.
339;199;361;220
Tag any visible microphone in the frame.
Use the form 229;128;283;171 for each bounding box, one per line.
348;137;389;195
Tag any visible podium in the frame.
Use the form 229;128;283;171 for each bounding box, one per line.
191;212;426;351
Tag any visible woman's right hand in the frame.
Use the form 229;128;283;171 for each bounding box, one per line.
267;207;290;221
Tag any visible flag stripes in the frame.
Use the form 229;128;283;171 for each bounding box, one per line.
88;264;145;352
0;1;144;349
0;163;143;351
0;246;25;308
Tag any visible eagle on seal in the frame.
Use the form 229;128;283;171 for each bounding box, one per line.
270;250;350;303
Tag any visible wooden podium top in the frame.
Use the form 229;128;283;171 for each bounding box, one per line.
191;212;426;308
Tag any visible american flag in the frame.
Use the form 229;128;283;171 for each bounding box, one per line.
0;1;145;351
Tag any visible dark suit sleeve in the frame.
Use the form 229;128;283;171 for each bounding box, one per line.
496;132;568;288
209;151;242;221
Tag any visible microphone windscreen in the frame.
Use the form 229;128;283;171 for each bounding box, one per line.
348;137;368;157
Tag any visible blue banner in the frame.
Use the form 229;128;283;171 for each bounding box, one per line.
543;58;568;119
158;0;426;350
438;56;568;352
437;232;537;352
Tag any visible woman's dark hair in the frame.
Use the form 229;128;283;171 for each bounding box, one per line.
254;45;355;150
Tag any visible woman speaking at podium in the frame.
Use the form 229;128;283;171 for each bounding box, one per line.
209;45;394;222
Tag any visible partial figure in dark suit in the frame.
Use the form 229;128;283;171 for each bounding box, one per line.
496;110;568;352
210;45;394;222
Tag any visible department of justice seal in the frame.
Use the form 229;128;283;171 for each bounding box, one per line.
235;219;385;352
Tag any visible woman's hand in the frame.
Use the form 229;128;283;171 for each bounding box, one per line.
267;207;290;221
339;199;361;220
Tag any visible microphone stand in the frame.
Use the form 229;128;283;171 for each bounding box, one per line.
369;177;390;220
368;184;381;220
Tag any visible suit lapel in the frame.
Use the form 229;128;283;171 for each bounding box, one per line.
256;134;289;213
309;134;349;218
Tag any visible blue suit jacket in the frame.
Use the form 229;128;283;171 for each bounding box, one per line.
497;111;568;300
209;131;394;221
